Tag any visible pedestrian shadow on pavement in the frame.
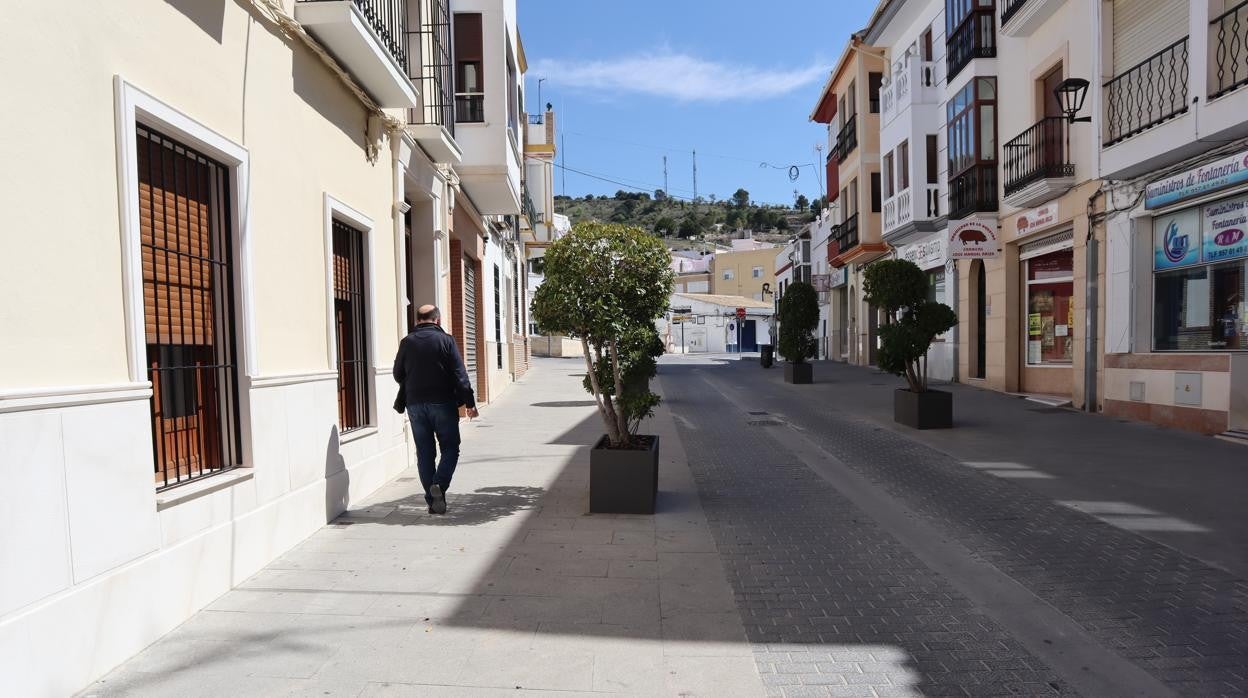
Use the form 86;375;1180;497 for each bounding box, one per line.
339;485;544;528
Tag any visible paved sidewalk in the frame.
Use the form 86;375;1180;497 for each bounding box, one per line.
84;358;764;697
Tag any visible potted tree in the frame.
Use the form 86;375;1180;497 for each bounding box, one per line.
531;221;674;514
777;281;818;384
863;259;959;429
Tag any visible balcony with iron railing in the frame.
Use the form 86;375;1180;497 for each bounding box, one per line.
948;164;998;220
1103;37;1189;147
828;213;860;261
1002;116;1075;208
295;0;418;108
1211;0;1248;99
947;9;997;81
522;181;539;227
835;114;858;162
999;0;1069;36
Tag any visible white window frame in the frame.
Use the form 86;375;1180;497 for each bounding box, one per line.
323;194;380;433
752;266;764;278
723;269;735;280
114;76;258;382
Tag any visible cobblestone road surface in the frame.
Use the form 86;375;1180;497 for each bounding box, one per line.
660;363;1076;697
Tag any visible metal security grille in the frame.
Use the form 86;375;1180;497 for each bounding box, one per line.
407;0;455;132
494;264;504;369
463;257;478;376
137;126;241;490
332;220;371;432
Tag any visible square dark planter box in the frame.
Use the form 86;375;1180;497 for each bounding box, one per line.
894;388;952;429
784;362;813;384
590;434;659;514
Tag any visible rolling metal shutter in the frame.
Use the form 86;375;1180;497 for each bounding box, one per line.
463;257;478;376
1113;0;1188;75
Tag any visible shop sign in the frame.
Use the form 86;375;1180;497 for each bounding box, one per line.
829;267;847;288
1153;208;1201;270
898;236;947;269
811;274;832;292
1145;149;1248;209
947;218;1001;259
1202;195;1248;263
1015;203;1059;238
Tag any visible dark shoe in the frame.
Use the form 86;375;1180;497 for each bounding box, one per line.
429;484;447;515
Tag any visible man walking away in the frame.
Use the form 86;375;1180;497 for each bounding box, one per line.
393;305;478;514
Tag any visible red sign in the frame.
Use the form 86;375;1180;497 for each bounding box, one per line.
736;307;747;319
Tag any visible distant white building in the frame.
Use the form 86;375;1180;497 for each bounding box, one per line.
659;293;774;354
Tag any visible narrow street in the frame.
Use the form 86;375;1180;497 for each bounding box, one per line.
85;356;1248;697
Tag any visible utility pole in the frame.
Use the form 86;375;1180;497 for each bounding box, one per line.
560;133;566;196
663;155;668;197
814;143;825;205
692;149;698;202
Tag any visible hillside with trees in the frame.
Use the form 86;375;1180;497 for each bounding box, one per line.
554;188;826;251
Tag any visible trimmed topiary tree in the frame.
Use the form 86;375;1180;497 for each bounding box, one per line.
531;221;674;447
863;259;958;393
777;281;819;364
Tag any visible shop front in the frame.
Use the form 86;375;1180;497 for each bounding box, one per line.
829;266;849;361
1104;154;1248;434
897;233;956;380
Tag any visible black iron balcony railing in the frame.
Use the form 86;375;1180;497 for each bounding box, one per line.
455;93;485;123
522;182;539;224
300;0;408;71
948;164;999;220
1000;0;1031;27
831;213;860;257
1003;117;1074;196
1211;0;1248;99
947;9;996;81
1104;37;1189;146
835;114;858;161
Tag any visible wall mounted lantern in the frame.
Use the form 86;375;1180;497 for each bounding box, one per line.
1054;78;1092;124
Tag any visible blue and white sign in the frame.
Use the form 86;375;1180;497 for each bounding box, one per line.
1202;196;1248;263
1153;208;1201;270
1145;150;1248;209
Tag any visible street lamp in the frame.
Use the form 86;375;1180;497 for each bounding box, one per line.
1053;78;1092;124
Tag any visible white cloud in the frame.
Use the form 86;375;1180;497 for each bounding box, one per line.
530;50;827;102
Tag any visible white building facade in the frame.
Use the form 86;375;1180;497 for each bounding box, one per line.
0;1;535;693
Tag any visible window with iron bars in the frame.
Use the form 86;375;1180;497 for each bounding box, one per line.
407;0;455;133
333;220;371;432
494;264;504;369
137;125;243;491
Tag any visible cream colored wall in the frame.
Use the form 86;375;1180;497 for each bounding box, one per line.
710;249;777;298
0;1;400;388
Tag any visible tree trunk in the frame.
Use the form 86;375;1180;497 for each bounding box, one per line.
582;337;622;445
608;339;631;443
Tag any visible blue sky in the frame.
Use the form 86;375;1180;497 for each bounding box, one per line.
517;0;878;207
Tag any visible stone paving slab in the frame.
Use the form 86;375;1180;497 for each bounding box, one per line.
82;358;765;697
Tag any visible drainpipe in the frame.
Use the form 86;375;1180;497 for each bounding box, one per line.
1084;188;1105;412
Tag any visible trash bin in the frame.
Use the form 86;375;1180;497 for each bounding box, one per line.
760;344;774;368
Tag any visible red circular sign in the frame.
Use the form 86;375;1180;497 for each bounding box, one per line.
736;307;747;319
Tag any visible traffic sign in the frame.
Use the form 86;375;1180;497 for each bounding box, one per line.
736;307;747;320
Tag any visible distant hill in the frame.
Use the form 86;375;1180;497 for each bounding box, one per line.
554;192;815;252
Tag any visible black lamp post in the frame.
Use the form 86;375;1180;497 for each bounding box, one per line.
1053;78;1092;123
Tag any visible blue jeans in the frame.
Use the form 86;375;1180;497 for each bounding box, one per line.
407;402;461;505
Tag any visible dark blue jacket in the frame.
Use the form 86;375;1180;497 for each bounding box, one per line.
393;324;476;408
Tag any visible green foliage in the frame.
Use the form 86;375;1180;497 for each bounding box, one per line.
531;222;675;446
777;282;819;364
652;216;677;237
732;188;751;208
677;217;701;239
795;194;809;212
863;260;959;393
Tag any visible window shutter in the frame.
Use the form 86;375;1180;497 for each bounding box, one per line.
1113;0;1188;75
138;131;215;346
